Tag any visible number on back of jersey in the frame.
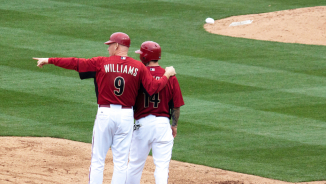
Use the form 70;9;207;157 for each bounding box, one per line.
114;76;125;96
144;92;160;108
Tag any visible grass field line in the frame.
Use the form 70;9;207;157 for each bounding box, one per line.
0;25;150;58
0;65;97;105
190;88;326;115
162;53;281;76
0;112;44;128
0;111;93;140
0;0;140;16
183;96;326;129
212;71;326;90
281;86;326;98
162;54;326;89
182;96;326;146
0;0;86;10
0;26;106;57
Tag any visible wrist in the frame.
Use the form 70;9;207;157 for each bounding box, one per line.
164;73;170;79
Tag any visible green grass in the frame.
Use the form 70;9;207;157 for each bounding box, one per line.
1;0;326;182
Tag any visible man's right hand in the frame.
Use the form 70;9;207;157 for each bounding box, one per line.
33;58;49;68
164;66;176;79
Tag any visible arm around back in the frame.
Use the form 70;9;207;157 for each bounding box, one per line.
140;65;176;96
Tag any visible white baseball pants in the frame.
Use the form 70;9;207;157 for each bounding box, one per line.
89;105;134;184
126;115;174;184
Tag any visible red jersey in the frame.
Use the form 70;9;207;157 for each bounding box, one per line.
49;56;168;107
134;66;184;120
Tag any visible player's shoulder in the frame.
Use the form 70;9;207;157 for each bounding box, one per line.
170;75;178;81
146;66;165;72
147;66;166;75
168;75;180;86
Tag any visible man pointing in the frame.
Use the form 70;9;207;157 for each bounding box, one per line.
33;32;176;184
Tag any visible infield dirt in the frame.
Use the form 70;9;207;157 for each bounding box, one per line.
0;137;325;184
204;6;326;46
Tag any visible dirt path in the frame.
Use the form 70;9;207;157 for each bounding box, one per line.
204;6;326;46
0;137;325;184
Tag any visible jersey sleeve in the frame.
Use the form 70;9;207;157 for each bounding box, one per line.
48;57;100;72
140;64;168;96
172;76;185;108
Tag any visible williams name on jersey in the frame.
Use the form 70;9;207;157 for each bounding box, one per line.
104;64;139;76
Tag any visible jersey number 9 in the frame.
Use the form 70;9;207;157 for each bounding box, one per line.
114;77;125;96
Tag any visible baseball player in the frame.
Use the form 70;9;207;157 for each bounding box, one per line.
33;32;176;184
126;41;184;184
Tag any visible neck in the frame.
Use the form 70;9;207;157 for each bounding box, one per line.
113;45;129;57
114;51;128;57
147;61;159;66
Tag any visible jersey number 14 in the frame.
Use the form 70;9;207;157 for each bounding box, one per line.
144;93;160;108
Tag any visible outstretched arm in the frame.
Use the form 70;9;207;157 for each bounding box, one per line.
171;107;180;138
33;57;98;72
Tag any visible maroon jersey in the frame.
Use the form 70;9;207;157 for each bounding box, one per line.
49;56;168;107
134;66;184;120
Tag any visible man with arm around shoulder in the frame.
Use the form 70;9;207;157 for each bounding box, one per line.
126;41;185;184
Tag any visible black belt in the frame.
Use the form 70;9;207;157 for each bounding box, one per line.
99;104;132;109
